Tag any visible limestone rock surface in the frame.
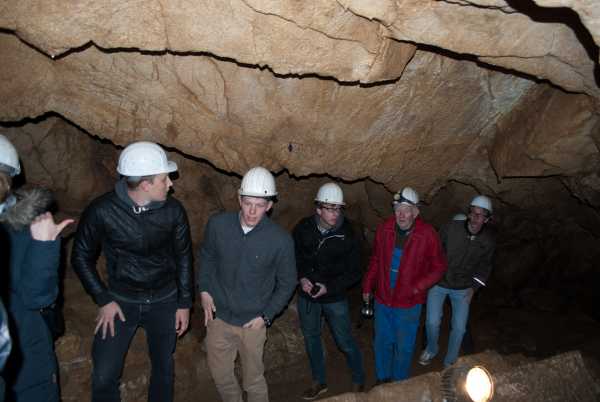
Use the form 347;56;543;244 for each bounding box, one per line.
341;0;600;97
0;0;415;83
535;0;600;48
0;0;598;96
0;31;584;194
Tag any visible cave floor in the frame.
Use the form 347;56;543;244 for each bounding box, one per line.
58;284;600;402
263;288;600;402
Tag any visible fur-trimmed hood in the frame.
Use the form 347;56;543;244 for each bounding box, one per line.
0;188;53;231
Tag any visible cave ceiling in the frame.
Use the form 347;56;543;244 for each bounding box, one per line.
0;0;599;199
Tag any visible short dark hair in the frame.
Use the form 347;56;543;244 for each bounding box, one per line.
125;174;157;190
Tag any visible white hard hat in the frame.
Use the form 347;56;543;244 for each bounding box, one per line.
470;195;493;214
393;187;419;207
238;167;277;197
315;182;345;205
117;141;177;177
453;213;467;221
0;134;21;177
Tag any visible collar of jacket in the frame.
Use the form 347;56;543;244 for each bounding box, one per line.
114;178;166;213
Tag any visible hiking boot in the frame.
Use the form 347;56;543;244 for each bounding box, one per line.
302;383;328;400
351;383;365;393
418;349;436;366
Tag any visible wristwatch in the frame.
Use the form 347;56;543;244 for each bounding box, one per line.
261;313;272;328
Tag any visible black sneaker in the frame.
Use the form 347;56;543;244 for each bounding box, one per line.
302;383;328;400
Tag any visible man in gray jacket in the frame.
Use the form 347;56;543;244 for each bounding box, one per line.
419;195;495;368
197;166;296;402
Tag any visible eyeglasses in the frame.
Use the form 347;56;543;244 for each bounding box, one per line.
320;206;343;214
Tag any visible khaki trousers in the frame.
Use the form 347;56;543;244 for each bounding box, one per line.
206;318;268;402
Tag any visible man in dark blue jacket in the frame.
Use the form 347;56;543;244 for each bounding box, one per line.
72;141;193;402
0;134;73;402
293;183;364;400
198;166;296;402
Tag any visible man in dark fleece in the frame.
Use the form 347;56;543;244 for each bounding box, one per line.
197;166;296;402
293;182;364;400
419;195;495;368
72;141;193;402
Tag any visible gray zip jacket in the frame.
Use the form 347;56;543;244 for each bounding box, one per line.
197;212;297;326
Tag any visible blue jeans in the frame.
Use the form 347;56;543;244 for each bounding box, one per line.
91;300;177;402
424;285;471;367
374;302;422;381
298;297;365;385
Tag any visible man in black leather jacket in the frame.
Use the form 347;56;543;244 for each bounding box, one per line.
293;183;364;400
72;141;193;402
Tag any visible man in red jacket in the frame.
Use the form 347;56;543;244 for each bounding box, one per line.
362;187;446;383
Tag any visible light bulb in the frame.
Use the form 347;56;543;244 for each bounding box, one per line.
465;366;493;402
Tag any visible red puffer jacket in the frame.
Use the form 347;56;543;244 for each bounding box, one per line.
362;216;447;308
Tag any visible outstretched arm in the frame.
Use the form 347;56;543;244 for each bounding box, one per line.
19;213;73;309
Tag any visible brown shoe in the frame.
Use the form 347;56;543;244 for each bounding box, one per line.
302;383;328;400
352;383;365;393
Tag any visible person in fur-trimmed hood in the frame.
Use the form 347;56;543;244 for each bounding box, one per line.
0;134;73;402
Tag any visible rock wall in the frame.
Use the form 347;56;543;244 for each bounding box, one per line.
1;1;600;401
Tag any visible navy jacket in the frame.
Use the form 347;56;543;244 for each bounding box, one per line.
0;189;61;400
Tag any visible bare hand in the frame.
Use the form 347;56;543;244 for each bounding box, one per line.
30;212;74;241
175;308;190;337
95;301;125;339
300;277;313;294
362;293;371;303
200;292;216;326
242;316;265;329
311;282;327;298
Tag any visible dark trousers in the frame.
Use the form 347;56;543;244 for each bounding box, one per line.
298;297;365;385
91;300;177;402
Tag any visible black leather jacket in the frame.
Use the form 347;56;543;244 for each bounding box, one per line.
72;181;193;308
